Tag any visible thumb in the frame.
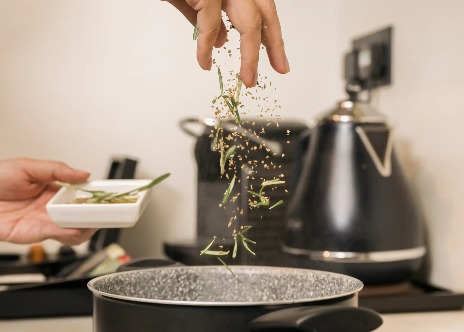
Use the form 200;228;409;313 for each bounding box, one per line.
20;159;90;184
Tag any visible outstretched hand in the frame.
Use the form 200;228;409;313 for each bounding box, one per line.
0;158;96;245
165;0;290;87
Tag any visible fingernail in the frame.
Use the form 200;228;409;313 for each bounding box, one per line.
284;55;290;73
207;57;213;71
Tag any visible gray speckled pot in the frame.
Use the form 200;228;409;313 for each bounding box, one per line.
88;265;382;332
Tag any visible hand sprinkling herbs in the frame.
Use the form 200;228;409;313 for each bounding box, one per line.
164;0;290;87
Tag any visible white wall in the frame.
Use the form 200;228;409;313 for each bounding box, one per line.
4;0;462;293
0;1;339;257
335;0;464;291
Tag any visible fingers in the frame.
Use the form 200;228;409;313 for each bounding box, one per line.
0;189;97;245
223;0;262;87
53;228;98;246
165;0;197;25
39;190;97;245
166;0;289;84
254;0;289;74
166;0;228;62
190;0;223;70
215;20;228;48
31;224;97;246
25;220;97;245
4;223;97;245
18;158;90;185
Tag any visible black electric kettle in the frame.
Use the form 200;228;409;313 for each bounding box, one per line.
283;100;426;284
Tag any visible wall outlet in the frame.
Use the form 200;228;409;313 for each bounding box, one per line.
345;26;392;90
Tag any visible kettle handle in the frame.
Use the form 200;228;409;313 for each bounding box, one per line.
179;117;217;138
180;117;283;155
355;125;393;177
289;128;311;193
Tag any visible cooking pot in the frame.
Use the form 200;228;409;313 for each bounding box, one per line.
87;264;382;332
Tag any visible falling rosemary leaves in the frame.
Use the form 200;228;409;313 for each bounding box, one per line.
193;20;286;275
200;226;255;277
248;178;285;209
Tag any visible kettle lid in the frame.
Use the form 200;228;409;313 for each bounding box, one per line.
323;100;387;123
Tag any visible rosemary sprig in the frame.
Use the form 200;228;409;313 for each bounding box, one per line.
200;225;256;278
212;66;224;104
232;226;256;257
235;75;243;103
193;21;199;40
222;96;242;126
199;237;229;257
111;173;171;198
212;125;221;151
201;250;230;256
248;178;285;209
269;199;284;209
200;236;217;255
222;175;236;204
261;178;286;188
218;66;224;94
220;144;236;175
233;75;243;125
200;236;236;277
212;67;242;126
217;257;237;277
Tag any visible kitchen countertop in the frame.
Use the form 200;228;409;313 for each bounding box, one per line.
0;311;463;331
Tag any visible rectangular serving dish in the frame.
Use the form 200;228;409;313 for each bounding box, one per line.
46;179;153;228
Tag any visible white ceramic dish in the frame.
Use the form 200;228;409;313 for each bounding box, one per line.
46;179;153;228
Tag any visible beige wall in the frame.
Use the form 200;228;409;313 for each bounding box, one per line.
2;0;463;292
0;1;339;257
335;0;464;291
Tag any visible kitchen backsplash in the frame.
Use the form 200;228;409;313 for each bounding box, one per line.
335;0;464;291
1;0;463;292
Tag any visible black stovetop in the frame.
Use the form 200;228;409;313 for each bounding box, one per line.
359;280;464;313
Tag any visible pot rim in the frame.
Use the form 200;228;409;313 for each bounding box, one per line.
87;265;363;306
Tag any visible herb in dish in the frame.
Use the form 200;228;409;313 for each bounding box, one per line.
56;173;170;204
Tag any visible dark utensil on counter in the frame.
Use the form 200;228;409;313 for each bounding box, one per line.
88;265;382;332
284;100;426;284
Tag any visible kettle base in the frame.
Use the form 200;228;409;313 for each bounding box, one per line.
284;254;424;285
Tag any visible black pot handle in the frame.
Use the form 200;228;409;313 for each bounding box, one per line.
249;306;383;332
116;258;181;272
